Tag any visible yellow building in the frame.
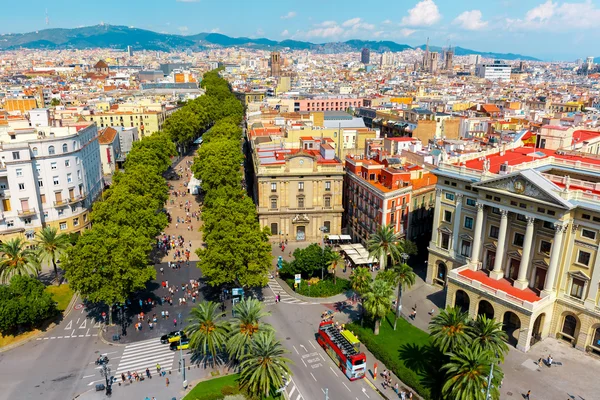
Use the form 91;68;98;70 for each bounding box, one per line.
251;138;344;242
85;105;167;136
427;155;600;354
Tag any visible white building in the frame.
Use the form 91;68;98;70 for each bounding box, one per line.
0;110;103;239
475;60;511;81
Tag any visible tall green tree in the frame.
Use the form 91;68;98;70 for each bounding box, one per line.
239;331;293;398
34;226;71;285
327;251;343;285
442;347;502;400
390;262;417;331
62;224;155;324
0;237;40;284
350;266;373;295
367;225;400;270
470;315;509;362
429;307;472;353
227;298;273;362
185;301;230;365
362;279;394;335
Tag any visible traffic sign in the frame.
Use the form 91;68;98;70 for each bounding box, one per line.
294;274;301;284
232;288;244;296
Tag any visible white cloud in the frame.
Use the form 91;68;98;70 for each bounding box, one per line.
256;28;265;36
525;0;556;22
178;26;189;33
399;28;417;37
281;29;289;36
382;19;393;24
305;24;344;38
210;28;220;33
401;0;442;27
453;10;488;30
509;0;600;30
281;11;296;20
342;18;362;27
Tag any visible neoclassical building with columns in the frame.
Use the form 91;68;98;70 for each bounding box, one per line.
427;156;600;353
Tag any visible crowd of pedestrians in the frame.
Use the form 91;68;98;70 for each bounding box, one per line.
381;369;414;400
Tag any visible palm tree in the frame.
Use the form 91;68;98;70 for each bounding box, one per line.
185;301;230;365
227;298;273;362
367;224;401;270
362;279;394;335
442;346;502;400
390;262;417;331
239;331;293;398
0;237;40;284
470;315;509;362
34;226;71;285
429;307;472;353
350;266;372;294
327;251;343;285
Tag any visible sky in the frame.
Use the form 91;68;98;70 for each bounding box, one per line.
0;0;599;60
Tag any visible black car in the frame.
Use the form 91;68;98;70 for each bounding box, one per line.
160;330;185;344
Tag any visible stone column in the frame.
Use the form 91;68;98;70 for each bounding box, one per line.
470;203;485;266
490;209;509;280
430;188;443;247
514;216;535;290
585;242;600;310
543;223;567;294
452;194;464;257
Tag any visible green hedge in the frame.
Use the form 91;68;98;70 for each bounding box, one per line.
284;278;350;297
347;320;432;400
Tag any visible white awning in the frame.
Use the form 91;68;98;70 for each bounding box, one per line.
340;235;352;240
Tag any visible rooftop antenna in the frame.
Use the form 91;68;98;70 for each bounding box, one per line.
45;9;49;25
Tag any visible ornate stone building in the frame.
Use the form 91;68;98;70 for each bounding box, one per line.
251;137;344;242
427;156;600;354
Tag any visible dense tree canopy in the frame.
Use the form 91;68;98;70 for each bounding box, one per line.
0;275;57;335
280;244;336;279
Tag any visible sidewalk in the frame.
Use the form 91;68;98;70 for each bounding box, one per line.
363;346;423;400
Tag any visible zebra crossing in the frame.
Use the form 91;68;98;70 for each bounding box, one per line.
283;377;305;400
114;338;176;376
266;277;310;305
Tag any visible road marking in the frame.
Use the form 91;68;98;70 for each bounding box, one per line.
79;319;87;329
78;335;84;337
65;320;72;330
301;352;318;359
288;385;296;397
319;353;326;362
306;358;320;363
292;345;299;355
299;344;308;352
330;366;339;377
362;387;370;398
71;329;76;337
311;363;322;369
36;338;41;341
43;337;49;340
82;374;95;379
92;334;98;337
76;318;80;325
309;341;316;349
310;372;317;382
57;336;63;339
50;337;55;339
343;382;351;391
301;359;307;367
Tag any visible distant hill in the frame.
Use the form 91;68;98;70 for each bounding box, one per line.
0;24;540;60
416;44;540;61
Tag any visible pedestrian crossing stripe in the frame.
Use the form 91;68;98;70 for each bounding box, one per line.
114;339;176;376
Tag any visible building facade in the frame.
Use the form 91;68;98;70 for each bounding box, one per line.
475;60;511;81
252;138;344;242
85;106;167;137
427;159;600;354
0;121;102;240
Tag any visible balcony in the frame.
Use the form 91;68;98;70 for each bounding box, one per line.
448;264;553;313
0;189;10;198
68;194;86;205
17;208;36;217
54;199;69;207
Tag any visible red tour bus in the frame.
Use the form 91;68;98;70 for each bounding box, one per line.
317;320;366;381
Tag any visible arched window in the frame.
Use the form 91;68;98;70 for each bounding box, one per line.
62;143;68;153
48;145;55;155
32;147;38;156
72;141;77;150
562;315;577;337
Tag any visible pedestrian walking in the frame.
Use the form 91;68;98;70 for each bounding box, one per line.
156;363;161;373
525;390;531;399
173;318;177;327
166;377;169;387
547;354;553;367
160;267;164;275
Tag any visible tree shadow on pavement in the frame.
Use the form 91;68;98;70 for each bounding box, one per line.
398;342;445;399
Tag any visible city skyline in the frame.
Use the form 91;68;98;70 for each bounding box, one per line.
0;0;598;61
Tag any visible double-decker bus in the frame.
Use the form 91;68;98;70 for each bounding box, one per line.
317;320;366;381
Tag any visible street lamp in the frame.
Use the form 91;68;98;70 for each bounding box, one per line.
319;226;328;280
393;252;409;331
484;352;499;400
99;358;112;396
179;342;187;388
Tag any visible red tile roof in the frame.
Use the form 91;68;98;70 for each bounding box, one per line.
459;269;541;303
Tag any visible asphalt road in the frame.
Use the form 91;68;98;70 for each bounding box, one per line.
262;288;379;400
